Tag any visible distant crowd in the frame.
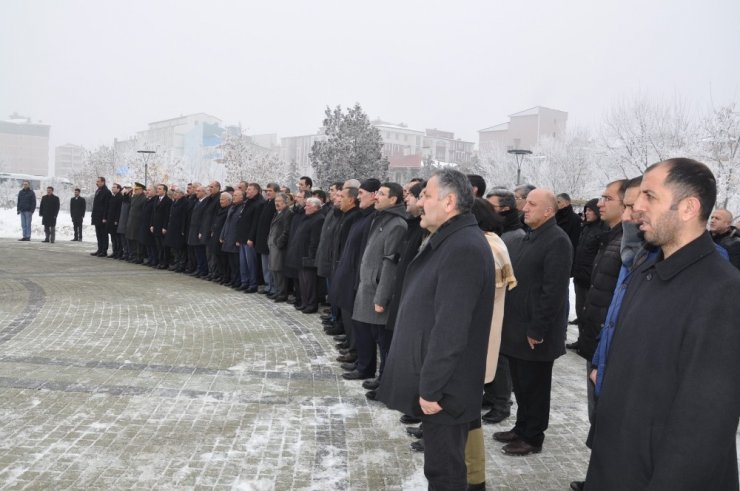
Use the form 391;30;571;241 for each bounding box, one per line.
14;161;740;489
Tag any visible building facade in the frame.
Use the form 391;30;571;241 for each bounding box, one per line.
0;114;50;176
479;106;568;153
54;143;85;178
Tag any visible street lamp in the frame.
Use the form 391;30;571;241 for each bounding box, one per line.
137;150;156;187
508;149;532;185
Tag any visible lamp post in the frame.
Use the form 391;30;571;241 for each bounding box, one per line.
137;150;156;187
508;149;532;185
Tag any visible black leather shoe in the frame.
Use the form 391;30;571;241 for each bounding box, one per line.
569;481;585;491
339;362;356;371
468;482;486;491
294;304;305;310
90;251;100;256
273;296;287;303
302;307;318;314
410;440;424;452
492;430;520;443
337;348;349;355
482;409;511;424
320;314;332;321
400;414;421;425
333;335;347;342
365;390;377;400
335;341;349;350
336;353;357;363
342;370;372;380
97;252;107;257
362;378;380;390
566;341;580;350
406;425;423;439
501;440;542;456
245;287;258;293
325;327;344;336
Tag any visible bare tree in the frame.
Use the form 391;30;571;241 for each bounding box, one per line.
699;102;740;210
601;94;695;176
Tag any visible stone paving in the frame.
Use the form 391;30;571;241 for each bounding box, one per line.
0;238;736;490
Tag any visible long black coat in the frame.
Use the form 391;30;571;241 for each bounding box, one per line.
164;198;188;249
330;207;362;276
106;193;123;233
556;205;582;261
285;212;324;270
187;198;209;246
209;205;229;251
253;199;276;255
39;195;60;226
500;217;572;361
91;185;111;226
315;207;341;278
138;197;156;246
329;206;375;311
116;194;130;235
70;196;86;221
385;217;425;331
585;232;740;490
578;223;623;361
219;203;245;254
236;195;265;244
150;195;172;237
377;213;494;424
572;219;607;286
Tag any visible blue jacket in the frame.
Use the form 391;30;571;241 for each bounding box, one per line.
17;188;36;213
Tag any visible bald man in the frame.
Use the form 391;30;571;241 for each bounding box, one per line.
494;188;573;456
709;209;740;269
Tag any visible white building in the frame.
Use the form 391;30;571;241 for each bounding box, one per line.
54;143;85;178
0;113;50;176
479;106;568;153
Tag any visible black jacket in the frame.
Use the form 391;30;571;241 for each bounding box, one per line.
235;195;265;244
39;194;60;226
70;196;86;221
578;223;623;361
138;197;156;246
164;198;188;249
125;194;145;241
712;227;740;269
91;185;111;226
209;205;229;251
377;213;494;424
253;199;276;255
556;205;582;260
330;206;362;276
150;195;172;236
187;198;210;246
329;206;375;311
106;193;123;232
585;232;740;490
316;207;342;278
385;216;425;331
285;212;324;270
500;218;573;361
573;219;608;286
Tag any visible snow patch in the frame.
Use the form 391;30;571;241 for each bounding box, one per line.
230;478;275;491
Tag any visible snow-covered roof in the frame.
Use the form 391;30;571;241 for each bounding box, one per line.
509;106;566;117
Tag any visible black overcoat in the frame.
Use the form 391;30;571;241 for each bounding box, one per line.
70;196;86;221
209;205;229;251
315;207;341;278
125;194;145;241
500;217;572;361
219;203;245;254
253;199;276;255
585;232;740;490
377;213;494;424
164;198;188;249
328;206;375;311
186;198;209;246
150;195;172;236
91;185;111;226
138;197;155;246
39;195;60;226
105;193;123;233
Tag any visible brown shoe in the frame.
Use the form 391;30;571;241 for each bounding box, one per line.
501;440;542;456
492;430;520;443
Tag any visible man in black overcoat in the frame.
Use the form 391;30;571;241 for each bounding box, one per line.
377;169;494;489
585;159;740;490
90;176;112;256
106;183;123;257
150;184;172;269
70;188;86;241
39;186;60;243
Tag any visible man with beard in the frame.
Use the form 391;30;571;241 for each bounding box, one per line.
585;158;740;490
90;176;112;256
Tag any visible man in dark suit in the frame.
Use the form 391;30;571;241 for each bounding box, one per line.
106;183;123;257
495;188;572;456
90;176;112;256
39;186;60;243
70;188;86;241
378;169;494;489
150;184;173;269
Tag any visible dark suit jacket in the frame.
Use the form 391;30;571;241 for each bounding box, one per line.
91;185;111;226
150;195;172;236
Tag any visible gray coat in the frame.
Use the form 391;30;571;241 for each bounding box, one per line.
352;204;408;325
116;197;130;235
125;193;146;241
267;209;292;272
376;213;494;424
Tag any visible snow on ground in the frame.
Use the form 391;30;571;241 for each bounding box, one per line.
0;206;97;242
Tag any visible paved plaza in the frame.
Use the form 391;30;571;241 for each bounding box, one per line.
0;238;734;490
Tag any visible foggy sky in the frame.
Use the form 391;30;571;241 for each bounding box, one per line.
1;0;739;168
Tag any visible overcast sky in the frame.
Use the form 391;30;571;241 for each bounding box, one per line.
1;0;739;159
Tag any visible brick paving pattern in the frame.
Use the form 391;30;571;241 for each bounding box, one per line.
0;238;737;490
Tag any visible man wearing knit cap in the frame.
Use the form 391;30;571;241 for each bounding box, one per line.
569;198;607;350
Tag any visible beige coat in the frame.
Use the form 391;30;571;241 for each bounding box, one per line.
484;232;517;383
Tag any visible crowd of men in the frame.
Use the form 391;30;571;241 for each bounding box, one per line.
16;158;739;489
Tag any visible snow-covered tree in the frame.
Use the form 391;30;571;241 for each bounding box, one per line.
310;103;388;186
600;94;695;177
219;130;290;187
698;103;740;210
69;145;116;192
